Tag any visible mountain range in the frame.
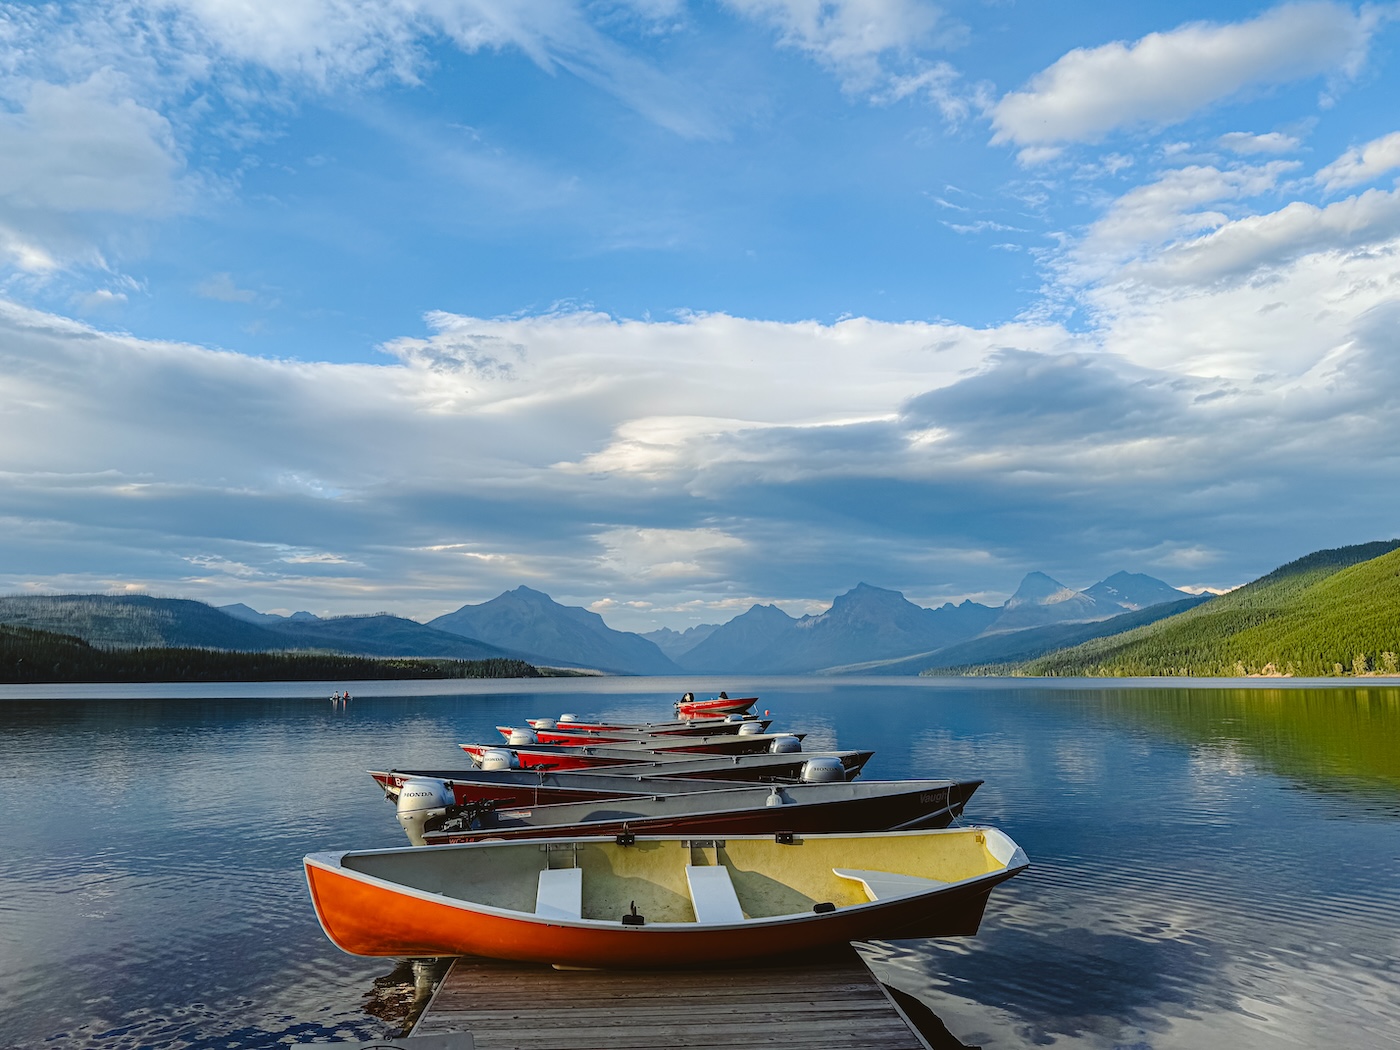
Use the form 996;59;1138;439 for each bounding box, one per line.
0;595;515;662
0;568;1194;676
8;544;1399;680
427;586;680;675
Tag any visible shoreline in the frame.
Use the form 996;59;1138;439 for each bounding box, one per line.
3;673;1399;701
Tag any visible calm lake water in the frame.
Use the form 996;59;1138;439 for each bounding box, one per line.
1;677;1397;1049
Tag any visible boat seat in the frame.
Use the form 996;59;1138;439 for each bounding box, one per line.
535;867;583;921
832;868;945;901
685;865;745;924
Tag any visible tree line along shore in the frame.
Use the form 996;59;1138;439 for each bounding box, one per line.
0;624;543;684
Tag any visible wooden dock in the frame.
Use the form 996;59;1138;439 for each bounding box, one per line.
409;947;932;1049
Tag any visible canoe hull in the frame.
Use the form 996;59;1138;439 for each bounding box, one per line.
304;830;1025;968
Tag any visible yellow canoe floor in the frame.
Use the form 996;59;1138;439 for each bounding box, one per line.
341;827;1014;924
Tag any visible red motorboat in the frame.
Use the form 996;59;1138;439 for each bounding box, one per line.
460;732;806;771
675;693;756;717
525;714;763;734
496;719;773;746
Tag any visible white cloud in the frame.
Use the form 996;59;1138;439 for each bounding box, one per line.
1068;182;1400;389
1064;162;1297;284
1015;145;1062;167
141;0;720;136
596;526;747;580
75;288;130;312
5;0;1400;620
6;223;1400;622
991;3;1374;147
874;62;987;126
195;272;256;303
724;0;955;92
0;72;187;272
142;0;426;85
1219;130;1303;154
1119;187;1400;290
0;228;60;274
0;0;727;279
1315;130;1400;191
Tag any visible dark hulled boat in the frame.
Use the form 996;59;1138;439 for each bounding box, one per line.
415;777;982;846
371;749;872;812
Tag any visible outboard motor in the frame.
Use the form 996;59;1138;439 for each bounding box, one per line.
478;748;520;771
800;757;846;783
395;778;456;846
507;727;538;745
769;734;802;754
532;718;558;730
559;713;579;723
737;721;764;736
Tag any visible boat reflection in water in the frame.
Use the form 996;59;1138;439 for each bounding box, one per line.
360;957;451;1036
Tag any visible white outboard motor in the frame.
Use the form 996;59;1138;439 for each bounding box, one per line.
395;778;456;846
531;718;558;730
559;713;579;723
478;748;520;771
507;727;538;745
737;721;764;736
769;734;802;754
800;757;846;783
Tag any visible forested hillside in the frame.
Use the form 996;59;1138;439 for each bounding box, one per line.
1021;541;1400;677
0;624;541;684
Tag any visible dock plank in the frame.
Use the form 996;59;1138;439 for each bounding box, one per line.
412;948;930;1050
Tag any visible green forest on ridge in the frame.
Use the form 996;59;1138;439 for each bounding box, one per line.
1019;541;1400;677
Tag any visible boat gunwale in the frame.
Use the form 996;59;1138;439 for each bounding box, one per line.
458;731;806;757
303;827;1028;935
416;777;983;841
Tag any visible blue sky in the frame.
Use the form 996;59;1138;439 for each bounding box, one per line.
3;1;1400;630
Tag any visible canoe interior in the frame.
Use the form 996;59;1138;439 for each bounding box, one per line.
340;828;1011;925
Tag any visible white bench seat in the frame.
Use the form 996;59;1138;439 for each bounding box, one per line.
685;864;745;924
535;867;583;920
832;868;945;901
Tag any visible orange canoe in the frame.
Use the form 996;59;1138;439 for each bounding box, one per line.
304;827;1028;969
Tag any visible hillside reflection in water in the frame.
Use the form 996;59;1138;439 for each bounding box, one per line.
0;679;1395;1049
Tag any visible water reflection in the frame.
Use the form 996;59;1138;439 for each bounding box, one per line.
361;958;451;1035
872;684;1400;1049
0;681;1396;1049
1084;686;1400;798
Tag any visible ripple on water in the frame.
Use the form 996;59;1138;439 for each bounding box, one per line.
2;684;1398;1050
